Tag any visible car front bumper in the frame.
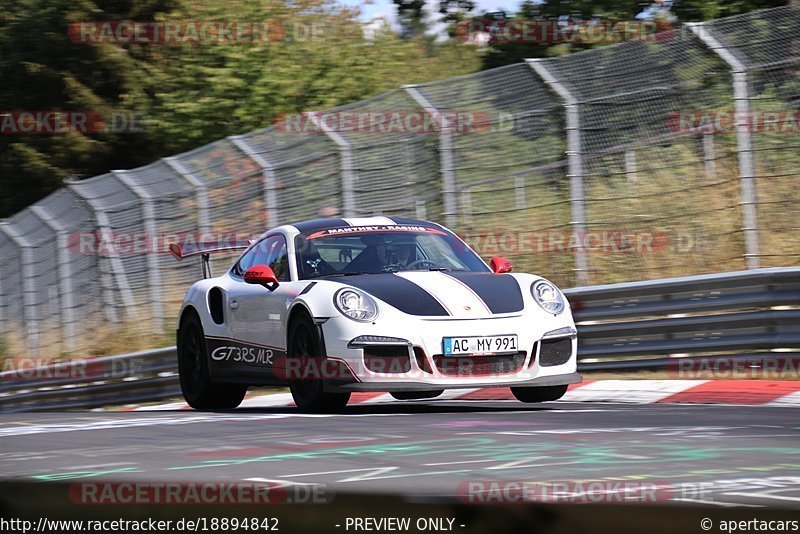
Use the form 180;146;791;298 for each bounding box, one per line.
327;371;582;392
320;311;579;389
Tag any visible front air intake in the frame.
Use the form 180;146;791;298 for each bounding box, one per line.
433;352;527;376
539;338;572;367
364;346;412;373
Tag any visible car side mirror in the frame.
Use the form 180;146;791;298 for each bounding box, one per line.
244;264;279;291
490;256;512;274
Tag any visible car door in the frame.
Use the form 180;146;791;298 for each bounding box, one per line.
227;234;291;367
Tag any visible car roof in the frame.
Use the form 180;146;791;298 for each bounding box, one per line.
289;216;443;234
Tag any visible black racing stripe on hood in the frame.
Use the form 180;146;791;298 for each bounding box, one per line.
445;272;524;314
328;274;449;316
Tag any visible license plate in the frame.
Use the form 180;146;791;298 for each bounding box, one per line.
443;335;518;356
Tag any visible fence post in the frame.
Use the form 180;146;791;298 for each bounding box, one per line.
403;85;458;228
163;157;214;277
415;200;427;220
515;175;527;210
624;151;638;184
703;133;716;179
461;188;473;226
113;171;163;332
306;115;356;217
0;223;39;355
228;135;280;228
527;59;589;286
688;22;759;269
66;179;135;323
29;206;77;352
163;157;212;235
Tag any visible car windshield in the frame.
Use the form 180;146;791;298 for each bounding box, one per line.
295;225;490;279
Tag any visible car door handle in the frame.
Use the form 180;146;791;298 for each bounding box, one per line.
229;299;239;310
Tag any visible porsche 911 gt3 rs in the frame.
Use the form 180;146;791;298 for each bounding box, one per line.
171;216;580;411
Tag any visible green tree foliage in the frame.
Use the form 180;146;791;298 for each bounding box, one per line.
0;0;481;217
478;0;791;69
393;0;428;38
440;0;477;37
0;0;178;218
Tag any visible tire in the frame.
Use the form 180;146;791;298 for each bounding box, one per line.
511;384;568;403
177;311;247;410
390;390;444;401
288;312;351;412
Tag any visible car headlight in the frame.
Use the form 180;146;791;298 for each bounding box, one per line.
334;288;378;322
531;280;565;315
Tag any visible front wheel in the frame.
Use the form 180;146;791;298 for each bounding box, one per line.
177;312;247;410
288;313;351;412
511;384;568;403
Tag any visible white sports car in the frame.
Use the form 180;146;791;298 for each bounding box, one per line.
171;217;580;411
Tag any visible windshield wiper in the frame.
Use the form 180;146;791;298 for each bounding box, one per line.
323;271;369;277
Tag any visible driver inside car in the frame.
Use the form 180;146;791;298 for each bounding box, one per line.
385;240;416;269
346;235;420;273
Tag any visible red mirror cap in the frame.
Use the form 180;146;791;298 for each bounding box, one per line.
168;243;183;260
490;256;513;274
244;264;278;285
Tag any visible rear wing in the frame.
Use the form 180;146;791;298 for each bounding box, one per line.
169;239;252;278
168;240;252;260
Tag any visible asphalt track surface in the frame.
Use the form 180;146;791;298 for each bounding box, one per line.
1;401;799;509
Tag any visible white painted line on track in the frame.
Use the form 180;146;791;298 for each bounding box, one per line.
768;391;800;407
561;380;707;403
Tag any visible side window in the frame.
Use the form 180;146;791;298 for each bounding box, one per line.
266;236;289;282
232;238;272;277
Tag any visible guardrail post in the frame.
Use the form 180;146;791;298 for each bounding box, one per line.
0;223;39;355
306;115;356;218
403;85;458;228
29;206;77;352
0;265;4;337
688;22;759;269
228;136;280;228
66;179;134;324
113;171;164;332
527;59;589;286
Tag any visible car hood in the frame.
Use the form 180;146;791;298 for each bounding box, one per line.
326;271;525;318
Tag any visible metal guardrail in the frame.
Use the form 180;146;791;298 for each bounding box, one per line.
566;267;800;371
1;267;798;412
0;347;179;412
